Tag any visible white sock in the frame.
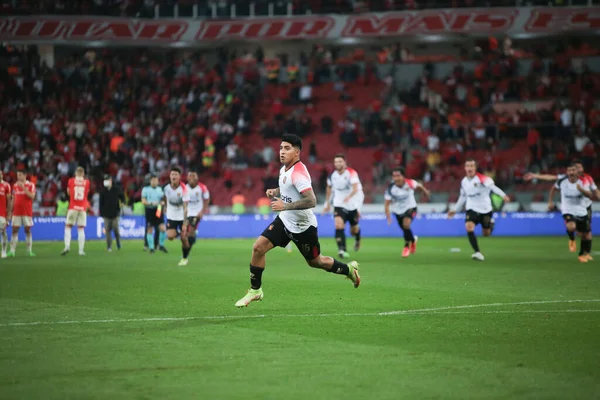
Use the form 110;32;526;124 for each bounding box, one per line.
78;229;85;253
64;227;71;250
25;232;32;253
10;235;18;252
1;230;7;253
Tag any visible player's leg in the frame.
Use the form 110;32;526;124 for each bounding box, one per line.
24;221;34;256
9;217;21;256
235;218;283;307
334;209;348;258
146;223;155;253
577;219;592;262
143;213;149;251
105;219;113;251
564;215;577;252
297;226;360;287
158;223;168;252
63;224;72;254
465;211;483;260
350;211;361;252
76;211;86;255
0;218;7;258
401;215;415;258
481;213;493;237
178;221;191;265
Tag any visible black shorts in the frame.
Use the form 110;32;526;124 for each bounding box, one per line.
166;219;184;233
145;208;164;228
395;208;417;225
587;206;592;227
563;214;591;233
334;207;360;226
466;210;494;229
187;216;200;235
261;216;321;261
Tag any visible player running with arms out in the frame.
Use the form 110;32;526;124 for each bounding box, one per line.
142;175;168;254
163;166;191;266
447;159;510;261
235;134;360;308
525;160;598;253
0;171;13;259
384;168;431;258
553;163;595;262
185;170;210;260
322;154;365;258
8;170;36;257
61;166;90;256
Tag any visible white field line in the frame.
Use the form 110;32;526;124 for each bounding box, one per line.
1;299;599;328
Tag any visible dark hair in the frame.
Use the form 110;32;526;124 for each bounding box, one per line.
16;169;27;175
465;158;477;164
149;174;158;179
187;168;199;175
571;158;583;165
567;162;578;169
334;153;346;160
170;166;182;174
281;134;302;150
392;167;405;176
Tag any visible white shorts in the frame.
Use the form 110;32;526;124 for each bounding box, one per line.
12;216;33;227
0;217;6;230
66;210;87;227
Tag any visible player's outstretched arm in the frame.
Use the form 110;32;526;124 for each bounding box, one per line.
416;183;431;197
490;184;510;202
524;173;558;182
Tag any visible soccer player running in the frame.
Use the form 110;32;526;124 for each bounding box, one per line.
525;160;598;254
0;171;13;259
61;166;90;256
8;170;36;257
185;170;210;261
447;159;510;261
163;167;191;266
384;168;431;258
322;154;364;258
235;134;360;308
142;175;168;254
553;163;595;262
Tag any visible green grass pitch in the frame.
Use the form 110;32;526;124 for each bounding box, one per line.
1;237;599;400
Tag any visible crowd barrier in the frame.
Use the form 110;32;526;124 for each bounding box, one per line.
7;213;600;241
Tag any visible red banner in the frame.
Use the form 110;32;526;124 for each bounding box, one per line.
1;8;599;44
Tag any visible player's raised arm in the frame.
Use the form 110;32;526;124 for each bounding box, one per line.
415;182;431;197
524;173;559;182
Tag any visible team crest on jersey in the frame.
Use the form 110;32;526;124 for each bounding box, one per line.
268;224;274;231
474;183;479;187
283;176;287;184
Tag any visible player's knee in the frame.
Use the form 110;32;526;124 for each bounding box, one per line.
402;220;411;230
566;223;576;231
252;241;269;256
482;229;491;237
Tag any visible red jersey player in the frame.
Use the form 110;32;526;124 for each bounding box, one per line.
62;167;91;256
8;169;36;257
0;171;13;259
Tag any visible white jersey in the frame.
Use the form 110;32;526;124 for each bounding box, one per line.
555;177;588;217
186;182;210;216
278;161;318;234
455;173;506;214
384;179;418;215
556;173;596;208
164;183;190;221
327;168;364;211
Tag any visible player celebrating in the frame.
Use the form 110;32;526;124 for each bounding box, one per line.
322;154;364;258
525;160;598;253
61;167;90;256
0;171;12;259
235;134;360;308
553;163;594;262
185;170;210;261
447;159;510;261
8;170;36;257
384;168;431;258
163;166;191;266
142;175;168;254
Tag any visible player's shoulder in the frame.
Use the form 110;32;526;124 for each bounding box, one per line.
475;172;492;184
406;178;417;189
198;182;209;191
582;173;594;183
386;182;395;193
292;161;310;177
346;167;358;177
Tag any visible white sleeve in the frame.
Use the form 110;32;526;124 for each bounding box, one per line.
292;171;312;194
349;171;360;185
590;179;597;191
326;176;332;187
384;188;392;201
454;188;466;212
490;185;507;198
182;187;190;202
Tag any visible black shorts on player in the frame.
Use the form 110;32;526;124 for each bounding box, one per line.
563;214;591;233
261;216;321;261
586;206;592;228
394;208;417;225
465;210;493;229
334;207;360;226
145;208;164;229
187;216;200;235
166;219;184;233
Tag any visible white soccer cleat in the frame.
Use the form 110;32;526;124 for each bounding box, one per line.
1;251;6;259
235;288;264;308
79;251;86;256
178;258;189;266
472;252;485;261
